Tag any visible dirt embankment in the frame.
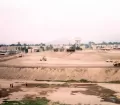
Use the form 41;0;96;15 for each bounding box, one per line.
0;67;120;82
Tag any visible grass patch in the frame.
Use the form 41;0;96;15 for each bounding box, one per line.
1;97;69;105
106;81;120;84
59;79;91;83
0;86;22;98
35;79;51;82
35;79;91;83
22;83;70;88
79;79;90;83
1;97;49;105
52;102;70;105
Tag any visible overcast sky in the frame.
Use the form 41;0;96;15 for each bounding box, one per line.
0;0;120;44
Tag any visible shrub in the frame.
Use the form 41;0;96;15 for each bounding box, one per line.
80;79;89;83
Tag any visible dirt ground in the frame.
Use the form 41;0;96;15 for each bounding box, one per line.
0;50;120;81
0;67;120;82
0;79;120;105
0;50;120;104
1;50;120;67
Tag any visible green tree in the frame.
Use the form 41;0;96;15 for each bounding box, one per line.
25;48;28;53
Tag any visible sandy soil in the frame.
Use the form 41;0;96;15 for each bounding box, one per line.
0;67;120;82
0;50;120;81
0;79;120;105
1;50;119;67
0;50;120;104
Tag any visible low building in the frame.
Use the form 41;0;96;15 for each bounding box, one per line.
91;44;120;50
80;45;86;50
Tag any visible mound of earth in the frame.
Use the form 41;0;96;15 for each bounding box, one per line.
0;67;120;82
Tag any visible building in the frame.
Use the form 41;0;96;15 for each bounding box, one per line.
91;44;120;50
80;45;86;50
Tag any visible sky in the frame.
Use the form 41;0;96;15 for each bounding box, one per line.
0;0;120;44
